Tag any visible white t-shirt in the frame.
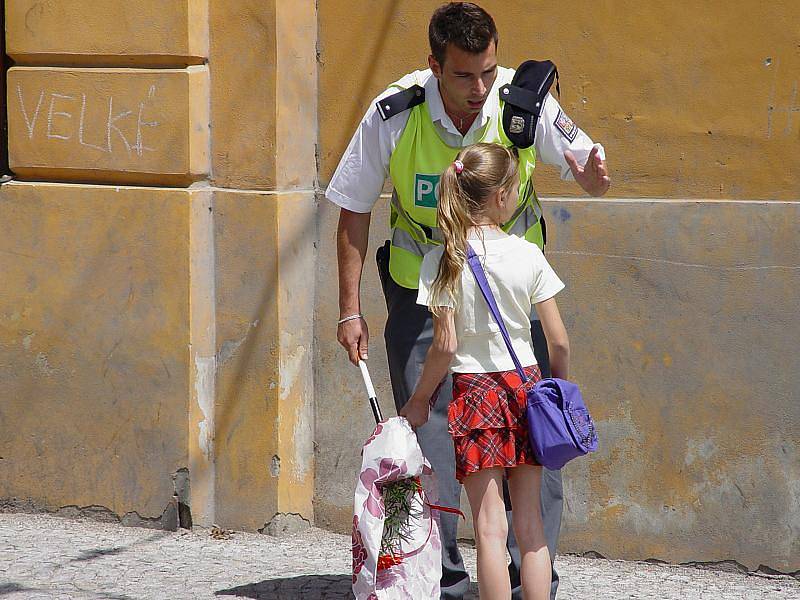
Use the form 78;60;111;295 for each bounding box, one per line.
325;67;605;213
417;231;565;374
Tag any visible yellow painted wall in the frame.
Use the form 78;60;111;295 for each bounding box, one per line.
1;1;212;529
206;0;319;529
1;0;318;533
544;199;799;571
6;0;208;65
213;189;317;530
208;0;317;191
208;0;277;190
0;182;191;521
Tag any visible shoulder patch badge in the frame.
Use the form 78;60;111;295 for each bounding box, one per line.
554;109;578;143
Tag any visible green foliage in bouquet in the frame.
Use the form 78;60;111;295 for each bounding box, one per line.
378;476;423;563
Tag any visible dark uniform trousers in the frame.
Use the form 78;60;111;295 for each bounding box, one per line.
377;242;562;600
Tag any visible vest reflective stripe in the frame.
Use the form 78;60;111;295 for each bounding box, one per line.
387;83;543;288
388;204;544;290
390;190;445;244
507;203;542;238
391;226;438;256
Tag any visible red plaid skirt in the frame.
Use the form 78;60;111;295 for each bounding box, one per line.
449;365;542;482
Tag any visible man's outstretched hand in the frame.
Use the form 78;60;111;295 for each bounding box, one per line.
564;144;610;197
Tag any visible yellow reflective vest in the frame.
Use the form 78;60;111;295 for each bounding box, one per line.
387;88;544;289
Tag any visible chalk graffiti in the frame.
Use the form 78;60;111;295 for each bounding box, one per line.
17;87;44;139
16;83;161;158
47;93;73;141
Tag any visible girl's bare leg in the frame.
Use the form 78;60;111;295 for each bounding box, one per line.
508;465;551;600
463;467;511;599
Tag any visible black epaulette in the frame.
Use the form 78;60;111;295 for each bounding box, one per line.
375;85;425;121
501;60;560;148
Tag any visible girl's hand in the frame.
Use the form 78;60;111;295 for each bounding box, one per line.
399;397;430;429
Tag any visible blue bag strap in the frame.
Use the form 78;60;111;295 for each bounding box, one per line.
465;243;529;383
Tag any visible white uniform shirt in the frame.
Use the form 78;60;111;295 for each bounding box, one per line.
326;67;605;213
417;231;565;373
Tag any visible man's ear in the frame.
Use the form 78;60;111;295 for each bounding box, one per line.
429;54;442;79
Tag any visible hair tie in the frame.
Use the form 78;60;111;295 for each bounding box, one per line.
453;160;464;174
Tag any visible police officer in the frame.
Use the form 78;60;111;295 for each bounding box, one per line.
327;3;610;598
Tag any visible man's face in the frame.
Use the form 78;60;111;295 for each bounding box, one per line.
429;42;498;116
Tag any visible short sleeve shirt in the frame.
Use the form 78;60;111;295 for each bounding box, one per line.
325;67;605;213
417;232;565;373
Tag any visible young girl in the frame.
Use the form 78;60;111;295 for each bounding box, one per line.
399;142;570;600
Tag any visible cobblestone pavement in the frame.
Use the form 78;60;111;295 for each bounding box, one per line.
1;513;797;599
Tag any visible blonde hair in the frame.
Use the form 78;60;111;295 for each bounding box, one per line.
430;143;519;314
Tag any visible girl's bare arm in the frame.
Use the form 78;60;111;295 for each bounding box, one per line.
536;297;570;380
399;308;457;427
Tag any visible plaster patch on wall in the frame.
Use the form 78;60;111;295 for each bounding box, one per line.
22;332;35;351
598;415;644;443
34;352;56;375
774;438;800;534
781;463;800;553
194;355;216;461
217;320;259;365
278;341;313;480
563;416;644;524
279;344;306;400
692;476;752;511
689;456;765;496
292;390;313;480
720;451;798;562
685;438;719;466
587;495;628;520
618;499;697;537
259;512;311;537
270;455;281;477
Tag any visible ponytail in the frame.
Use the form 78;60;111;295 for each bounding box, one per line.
428;143;519;316
429;163;475;314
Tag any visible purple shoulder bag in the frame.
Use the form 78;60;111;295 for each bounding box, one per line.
465;243;598;470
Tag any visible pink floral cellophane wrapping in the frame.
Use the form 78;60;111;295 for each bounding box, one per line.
352;416;442;599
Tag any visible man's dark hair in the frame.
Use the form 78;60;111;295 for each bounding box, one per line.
429;2;498;65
